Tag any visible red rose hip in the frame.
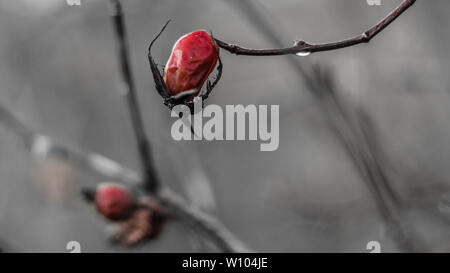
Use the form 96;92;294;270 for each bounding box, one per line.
94;183;135;221
164;30;219;96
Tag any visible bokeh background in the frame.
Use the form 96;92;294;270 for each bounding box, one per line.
0;0;449;252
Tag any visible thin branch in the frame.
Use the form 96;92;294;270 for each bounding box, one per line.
224;0;426;251
156;189;251;253
109;0;159;193
215;0;416;56
0;103;252;253
108;0;250;252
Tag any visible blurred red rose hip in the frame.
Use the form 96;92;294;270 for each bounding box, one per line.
94;183;135;221
164;30;219;96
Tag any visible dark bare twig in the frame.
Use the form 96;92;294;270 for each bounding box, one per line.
224;0;425;252
109;0;159;193
216;0;416;56
106;0;250;252
0;103;252;253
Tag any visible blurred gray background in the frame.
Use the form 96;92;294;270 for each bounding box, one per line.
0;0;449;252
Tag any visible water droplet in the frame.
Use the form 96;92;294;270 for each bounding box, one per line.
295;51;311;57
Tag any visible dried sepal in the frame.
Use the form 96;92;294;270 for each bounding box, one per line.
109;201;170;246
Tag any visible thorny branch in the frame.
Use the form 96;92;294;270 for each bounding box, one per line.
215;0;416;56
0;103;251;253
222;0;425;251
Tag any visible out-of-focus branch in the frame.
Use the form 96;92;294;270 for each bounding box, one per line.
224;0;425;251
216;0;416;56
0;103;252;253
110;0;249;252
109;0;159;193
105;0;250;252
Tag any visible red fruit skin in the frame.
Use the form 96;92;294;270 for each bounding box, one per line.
164;30;219;96
95;183;135;221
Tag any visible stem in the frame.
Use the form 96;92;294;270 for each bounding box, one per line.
109;0;159;193
106;0;251;252
223;0;425;251
215;0;416;56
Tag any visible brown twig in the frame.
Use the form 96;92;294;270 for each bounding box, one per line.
215;0;416;56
